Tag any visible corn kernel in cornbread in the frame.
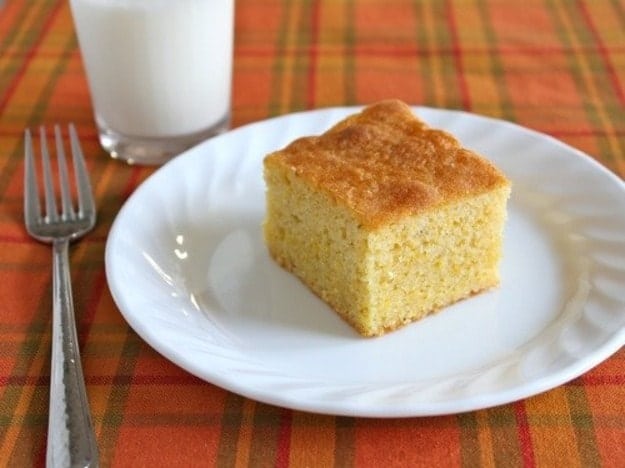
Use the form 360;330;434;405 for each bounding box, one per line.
263;99;510;337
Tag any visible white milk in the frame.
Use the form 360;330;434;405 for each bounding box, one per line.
70;0;234;137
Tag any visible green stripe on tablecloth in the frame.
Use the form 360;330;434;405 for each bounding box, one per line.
97;331;143;467
268;0;293;116
566;383;602;467
248;402;282;465
334;416;355;467
291;0;314;112
270;0;317;115
457;412;482;467
413;0;434;107
216;393;245;466
611;0;625;27
475;0;517;121
547;0;624;168
487;405;524;465
305;0;320;109
425;0;460;109
343;0;357;105
439;0;467;110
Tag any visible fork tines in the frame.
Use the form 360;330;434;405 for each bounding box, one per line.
24;124;95;228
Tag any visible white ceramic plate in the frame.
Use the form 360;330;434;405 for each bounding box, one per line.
105;107;625;417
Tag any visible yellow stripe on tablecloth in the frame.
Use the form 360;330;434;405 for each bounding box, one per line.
289;412;336;466
234;398;255;468
314;1;349;107
476;410;497;468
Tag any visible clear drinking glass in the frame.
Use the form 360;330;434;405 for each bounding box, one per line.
70;0;234;165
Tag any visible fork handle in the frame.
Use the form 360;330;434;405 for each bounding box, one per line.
47;239;99;468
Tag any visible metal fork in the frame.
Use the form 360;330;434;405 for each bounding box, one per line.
24;125;99;468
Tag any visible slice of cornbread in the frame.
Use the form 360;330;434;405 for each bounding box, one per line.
263;99;510;337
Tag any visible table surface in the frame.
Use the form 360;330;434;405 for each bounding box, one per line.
1;0;624;466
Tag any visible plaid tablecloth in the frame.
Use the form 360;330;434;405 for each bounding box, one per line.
1;0;624;466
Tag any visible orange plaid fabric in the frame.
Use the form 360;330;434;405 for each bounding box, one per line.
1;0;624;466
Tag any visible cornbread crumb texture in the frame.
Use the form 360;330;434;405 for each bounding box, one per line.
263;99;511;337
264;99;509;229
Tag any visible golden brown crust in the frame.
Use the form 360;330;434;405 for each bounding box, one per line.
264;99;510;230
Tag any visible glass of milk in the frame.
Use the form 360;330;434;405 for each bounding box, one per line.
69;0;234;165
